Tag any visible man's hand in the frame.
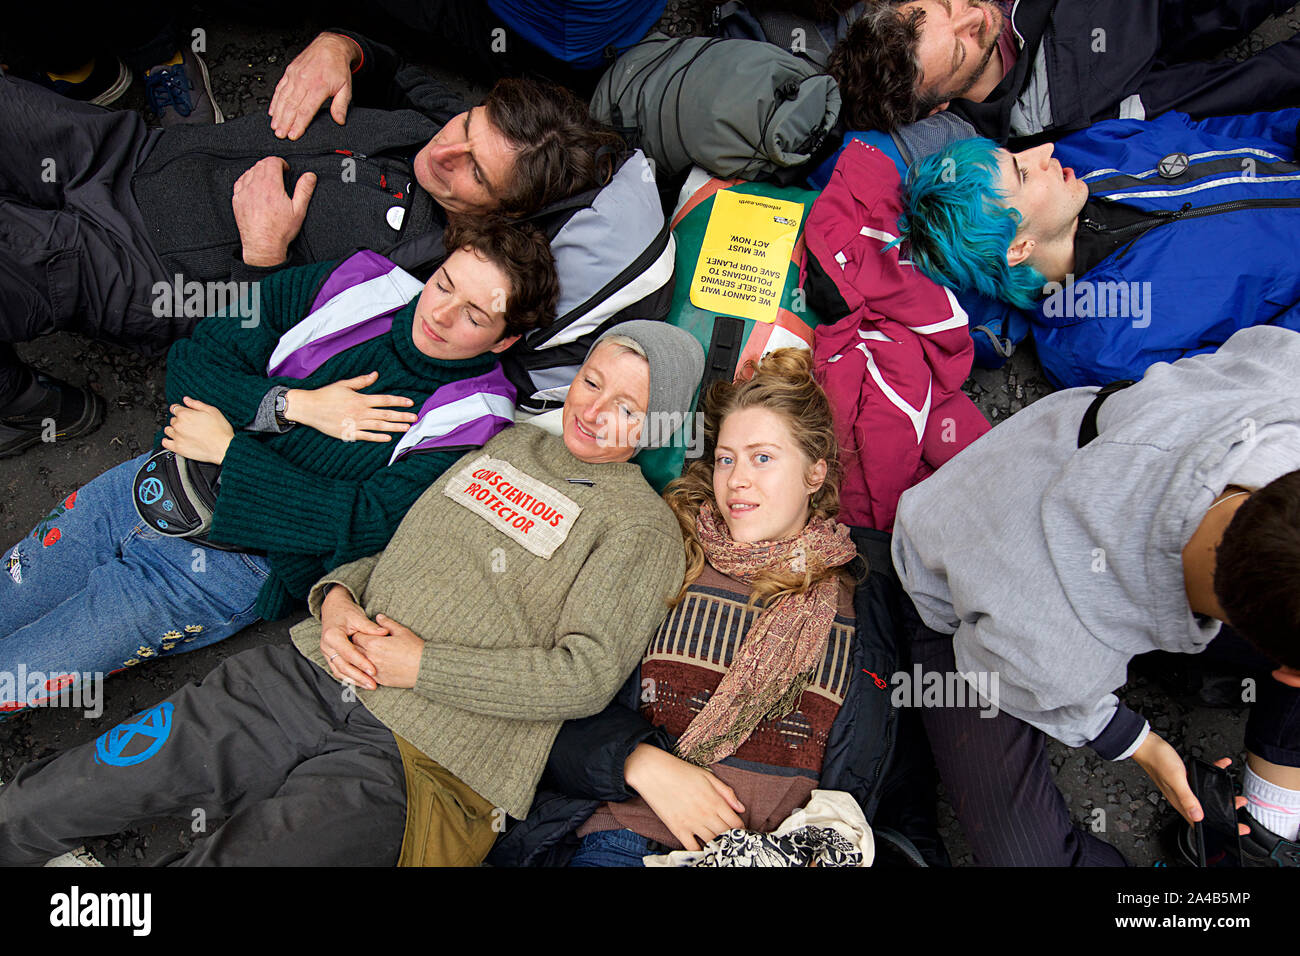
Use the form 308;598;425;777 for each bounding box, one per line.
285;372;417;442
320;585;385;690
623;743;746;851
232;157;317;268
269;31;361;140
161;396;234;464
353;614;425;689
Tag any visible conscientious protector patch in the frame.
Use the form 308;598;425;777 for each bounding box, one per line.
442;454;582;559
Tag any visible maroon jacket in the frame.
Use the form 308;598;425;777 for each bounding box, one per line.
806;141;989;530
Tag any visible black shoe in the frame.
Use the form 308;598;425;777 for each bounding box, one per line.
1240;811;1300;867
28;56;132;106
0;374;105;458
1163;811;1300;867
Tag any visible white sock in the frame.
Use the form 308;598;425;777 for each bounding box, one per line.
1244;765;1300;841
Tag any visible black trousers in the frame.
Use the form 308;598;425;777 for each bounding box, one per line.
909;606;1300;866
0;74;174;408
1002;0;1300;142
1137;0;1300;121
0;645;407;866
909;620;1126;866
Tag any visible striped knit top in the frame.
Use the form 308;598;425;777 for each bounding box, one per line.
579;562;855;846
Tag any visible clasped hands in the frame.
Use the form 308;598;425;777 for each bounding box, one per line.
319;584;423;690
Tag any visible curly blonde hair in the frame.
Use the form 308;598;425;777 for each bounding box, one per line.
663;348;850;608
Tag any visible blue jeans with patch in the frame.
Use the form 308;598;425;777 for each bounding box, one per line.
0;453;269;712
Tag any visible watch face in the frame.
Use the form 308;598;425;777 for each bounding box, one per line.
275;393;288;413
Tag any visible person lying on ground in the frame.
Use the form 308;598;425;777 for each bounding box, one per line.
0;27;620;455
896;107;1300;388
0;218;557;715
891;324;1300;866
500;348;884;866
0;320;705;867
823;0;1300;141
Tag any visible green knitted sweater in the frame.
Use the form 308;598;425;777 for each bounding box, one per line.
291;423;686;818
162;259;502;620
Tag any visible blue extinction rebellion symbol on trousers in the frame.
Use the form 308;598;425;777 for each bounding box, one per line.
95;701;174;766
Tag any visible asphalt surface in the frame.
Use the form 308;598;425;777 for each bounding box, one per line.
1;1;1297;868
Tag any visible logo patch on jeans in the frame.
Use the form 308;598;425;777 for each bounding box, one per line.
95;701;174;767
5;546;21;585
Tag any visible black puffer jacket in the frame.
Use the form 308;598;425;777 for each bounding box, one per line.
487;526;948;867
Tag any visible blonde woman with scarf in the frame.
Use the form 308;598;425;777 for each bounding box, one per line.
556;348;864;866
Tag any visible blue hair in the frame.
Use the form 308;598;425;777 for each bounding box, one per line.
896;137;1046;309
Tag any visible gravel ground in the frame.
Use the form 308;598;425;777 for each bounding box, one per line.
2;1;1296;868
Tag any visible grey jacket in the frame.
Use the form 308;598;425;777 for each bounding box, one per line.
891;325;1300;757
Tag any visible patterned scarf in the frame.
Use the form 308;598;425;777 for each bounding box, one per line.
674;501;857;766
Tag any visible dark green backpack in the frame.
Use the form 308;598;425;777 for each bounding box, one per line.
633;174;830;492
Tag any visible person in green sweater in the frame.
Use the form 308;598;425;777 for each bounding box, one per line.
0;321;706;866
0;218;558;716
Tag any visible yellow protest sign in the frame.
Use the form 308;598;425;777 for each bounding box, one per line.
689;191;803;324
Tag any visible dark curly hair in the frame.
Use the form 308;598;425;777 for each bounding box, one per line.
827;0;926;132
483;76;626;218
442;217;559;339
1215;472;1300;670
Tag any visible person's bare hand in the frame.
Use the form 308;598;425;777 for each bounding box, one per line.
1133;731;1203;825
232;157;316;268
353;614;425;688
161;396;234;464
319;585;385;690
284;372;416;442
269;31;360;140
1132;733;1254;834
623;744;746;851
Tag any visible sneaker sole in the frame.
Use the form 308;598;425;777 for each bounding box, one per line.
0;389;105;459
193;51;224;124
88;59;132;107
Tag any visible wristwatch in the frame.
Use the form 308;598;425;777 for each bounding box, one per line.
273;389;292;429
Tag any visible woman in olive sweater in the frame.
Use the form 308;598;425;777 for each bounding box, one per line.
0;219;556;715
0;322;706;867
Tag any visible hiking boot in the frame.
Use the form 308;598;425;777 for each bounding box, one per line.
28;56;131;106
0;373;105;459
144;48;224;126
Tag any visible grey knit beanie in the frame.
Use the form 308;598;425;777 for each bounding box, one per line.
586;321;705;449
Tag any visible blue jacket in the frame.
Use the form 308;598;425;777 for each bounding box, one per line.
1031;108;1300;388
485;527;945;867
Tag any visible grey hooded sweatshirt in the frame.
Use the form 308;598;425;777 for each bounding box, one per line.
891;326;1300;759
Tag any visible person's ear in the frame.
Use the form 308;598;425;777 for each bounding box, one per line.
926;101;950;117
1271;665;1300;688
489;332;520;354
806;458;828;496
1006;234;1035;269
